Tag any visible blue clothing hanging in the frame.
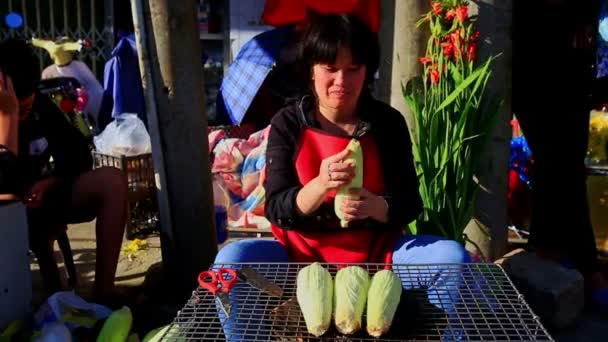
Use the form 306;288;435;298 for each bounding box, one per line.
99;32;147;131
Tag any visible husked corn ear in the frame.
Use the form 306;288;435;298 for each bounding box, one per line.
296;263;334;337
142;324;184;342
333;266;370;335
334;139;363;228
96;306;133;342
366;270;402;337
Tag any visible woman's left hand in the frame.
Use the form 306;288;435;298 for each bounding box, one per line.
340;188;389;223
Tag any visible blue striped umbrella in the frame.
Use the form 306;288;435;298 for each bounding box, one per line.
219;26;295;124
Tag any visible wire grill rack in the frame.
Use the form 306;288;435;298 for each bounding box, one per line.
162;263;553;341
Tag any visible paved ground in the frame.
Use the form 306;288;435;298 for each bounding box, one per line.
29;221;607;341
556;312;608;342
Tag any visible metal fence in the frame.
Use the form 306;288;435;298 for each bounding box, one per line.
0;0;114;78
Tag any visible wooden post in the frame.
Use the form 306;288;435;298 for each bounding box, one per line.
464;0;513;260
131;0;217;299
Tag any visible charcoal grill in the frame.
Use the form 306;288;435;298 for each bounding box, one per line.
162;263;553;341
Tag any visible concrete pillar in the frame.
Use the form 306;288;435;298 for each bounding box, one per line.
464;0;513;260
377;0;429;131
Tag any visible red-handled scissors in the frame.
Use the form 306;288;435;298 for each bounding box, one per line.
198;268;238;318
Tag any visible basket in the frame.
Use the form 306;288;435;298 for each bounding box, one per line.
92;151;157;239
89;124;261;240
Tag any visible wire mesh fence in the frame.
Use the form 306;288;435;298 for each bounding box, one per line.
0;0;113;78
163;263;553;341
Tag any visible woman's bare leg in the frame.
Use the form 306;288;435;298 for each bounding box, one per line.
0;73;18;154
68;166;128;299
0;109;18;155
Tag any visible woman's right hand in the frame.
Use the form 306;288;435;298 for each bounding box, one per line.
295;147;355;217
0;71;18;117
318;147;355;192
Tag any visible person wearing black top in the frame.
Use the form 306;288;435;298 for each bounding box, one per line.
0;38;127;303
513;0;608;311
213;14;470;338
0;69;19;197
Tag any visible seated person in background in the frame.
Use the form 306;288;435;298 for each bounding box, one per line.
0;38;128;303
0;69;19;197
214;13;471;335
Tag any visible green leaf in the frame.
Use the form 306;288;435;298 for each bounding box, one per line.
408;220;418;235
434;67;485;114
451;66;463;86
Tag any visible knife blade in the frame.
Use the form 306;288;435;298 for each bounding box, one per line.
238;267;284;298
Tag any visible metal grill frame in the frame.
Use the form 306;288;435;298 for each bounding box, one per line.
164;263;553;341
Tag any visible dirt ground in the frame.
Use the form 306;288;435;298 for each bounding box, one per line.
28;219;245;335
30;221;161;297
28;220;182;336
29;220;163;306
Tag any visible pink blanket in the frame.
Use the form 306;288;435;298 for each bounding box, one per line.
209;126;271;229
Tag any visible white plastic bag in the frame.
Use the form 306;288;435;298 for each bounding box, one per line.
94;113;151;156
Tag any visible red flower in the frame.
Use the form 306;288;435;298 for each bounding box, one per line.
445;9;456;21
441;41;454;58
419;56;432;65
430;69;440;84
449;29;461;44
455;5;468;23
449;31;464;60
468;43;477;62
431;2;442;15
470;31;480;41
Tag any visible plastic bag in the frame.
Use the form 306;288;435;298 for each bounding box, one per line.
33;322;72;342
600;1;608;42
94;113;151;156
34;291;112;332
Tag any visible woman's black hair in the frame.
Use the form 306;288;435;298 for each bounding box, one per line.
0;38;41;99
297;12;380;88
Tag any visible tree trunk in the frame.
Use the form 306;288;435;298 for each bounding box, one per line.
131;0;217;300
464;0;513;261
377;0;429;132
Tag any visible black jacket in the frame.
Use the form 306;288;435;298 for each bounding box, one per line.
17;92;92;190
264;94;422;231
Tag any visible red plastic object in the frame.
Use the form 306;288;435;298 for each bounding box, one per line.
198;268;238;295
59;98;76;113
261;0;380;32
